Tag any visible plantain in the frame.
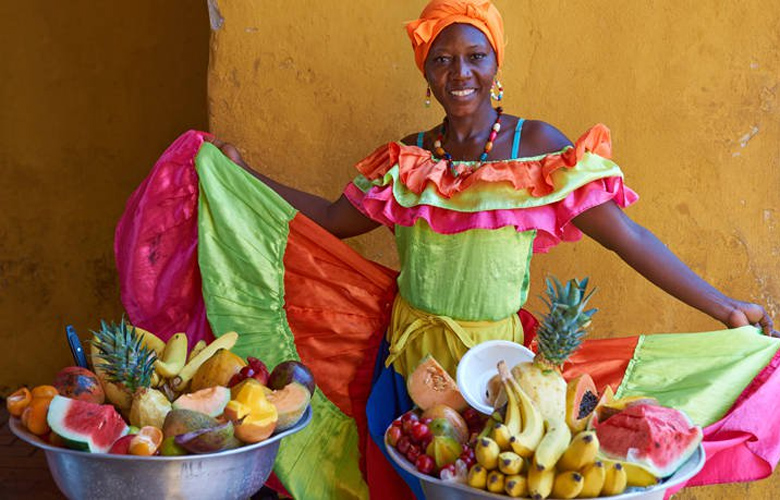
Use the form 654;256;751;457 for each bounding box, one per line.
552;470;584;499
557;430;599;471
533;420;572;471
171;331;238;391
154;333;188;378
577;461;606;498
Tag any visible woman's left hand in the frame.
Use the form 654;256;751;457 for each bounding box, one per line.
725;301;779;337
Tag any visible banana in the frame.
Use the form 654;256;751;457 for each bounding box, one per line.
498;451;524;475
132;326;166;357
171;331;239;391
497;361;522;436
557;430;599;471
578;461;605;498
533;420;572;471
187;339;207;363
622;461;659;487
528;460;555;499
475;437;501;470
552;470;584;499
505;370;545;458
601;461;627;496
467;464;488;489
486;470;506;494
478;413;497;440
150;371;161;388
492;423;513;451
504;474;528;498
154;333;188;378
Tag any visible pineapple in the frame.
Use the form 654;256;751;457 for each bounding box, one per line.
90;318;157;415
512;277;597;423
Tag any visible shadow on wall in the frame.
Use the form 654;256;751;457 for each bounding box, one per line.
0;1;210;391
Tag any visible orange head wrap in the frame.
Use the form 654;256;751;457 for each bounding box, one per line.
406;0;505;74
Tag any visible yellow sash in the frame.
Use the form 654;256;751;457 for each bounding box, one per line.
385;295;524;378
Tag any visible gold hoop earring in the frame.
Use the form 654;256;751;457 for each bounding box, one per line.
490;78;504;101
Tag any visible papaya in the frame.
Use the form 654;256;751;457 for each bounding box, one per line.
565;373;599;433
407;355;468;412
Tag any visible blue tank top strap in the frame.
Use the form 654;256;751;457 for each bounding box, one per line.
416;131;425;148
511;118;525;159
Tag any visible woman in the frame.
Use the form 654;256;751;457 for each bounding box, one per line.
119;1;777;499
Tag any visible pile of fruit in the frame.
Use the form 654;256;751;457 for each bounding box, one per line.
7;318;314;456
386;278;703;498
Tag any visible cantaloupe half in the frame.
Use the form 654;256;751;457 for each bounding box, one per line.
266;382;311;431
407;355;468;412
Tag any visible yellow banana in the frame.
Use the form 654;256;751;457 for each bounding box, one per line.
577;460;605;498
533;420;572;471
601;461;627;496
498;451;524;475
622;461;659;487
475;437;501;470
171;331;239;391
497;361;522;436
504;474;528;498
505;369;544;458
486;470;506;494
187;339;207;363
478;413;497;440
467;464;488;489
492;423;513;451
154;333;188;378
132;326;166;357
557;430;599;471
528;460;555;499
552;470;584;499
150;371;161;388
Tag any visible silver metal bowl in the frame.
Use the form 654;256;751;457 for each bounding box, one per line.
385;427;705;500
11;406;311;500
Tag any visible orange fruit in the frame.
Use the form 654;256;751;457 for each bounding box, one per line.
129;426;163;456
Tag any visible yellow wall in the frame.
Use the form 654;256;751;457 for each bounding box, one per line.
0;2;209;392
208;2;779;497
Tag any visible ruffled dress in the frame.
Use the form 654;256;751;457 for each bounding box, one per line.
115;127;780;500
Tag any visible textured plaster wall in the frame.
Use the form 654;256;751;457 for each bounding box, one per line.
208;0;778;337
208;1;779;496
0;2;209;391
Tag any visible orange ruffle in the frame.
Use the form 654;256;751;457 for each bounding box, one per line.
355;124;613;199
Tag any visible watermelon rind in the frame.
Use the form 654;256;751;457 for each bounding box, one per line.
47;395;129;453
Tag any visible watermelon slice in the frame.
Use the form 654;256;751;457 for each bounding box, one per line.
47;395;129;453
594;403;702;477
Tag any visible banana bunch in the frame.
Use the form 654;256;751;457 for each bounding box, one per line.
463;361;659;498
144;330;239;394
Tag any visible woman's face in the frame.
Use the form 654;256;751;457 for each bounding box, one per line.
424;23;498;118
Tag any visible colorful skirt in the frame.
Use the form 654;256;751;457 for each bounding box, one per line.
115;131;780;499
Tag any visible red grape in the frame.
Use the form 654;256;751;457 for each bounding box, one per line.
415;454;435;475
387;426;402;447
396;436;411;454
406;444;421;463
410;422;431;443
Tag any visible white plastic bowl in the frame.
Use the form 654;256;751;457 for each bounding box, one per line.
457;340;535;414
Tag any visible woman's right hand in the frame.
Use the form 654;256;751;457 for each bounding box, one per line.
204;136;248;168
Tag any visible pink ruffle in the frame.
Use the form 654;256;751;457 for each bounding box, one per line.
344;178;638;253
114;130;215;344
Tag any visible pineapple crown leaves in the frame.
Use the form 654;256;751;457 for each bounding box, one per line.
536;276;598;366
90;317;156;392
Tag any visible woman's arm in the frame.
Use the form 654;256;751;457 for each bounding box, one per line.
573;201;777;336
206;138;380;239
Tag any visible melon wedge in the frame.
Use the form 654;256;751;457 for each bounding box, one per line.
594;403;702;477
47;395;129;453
